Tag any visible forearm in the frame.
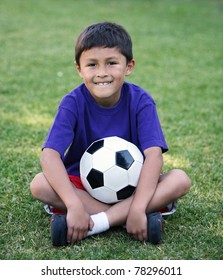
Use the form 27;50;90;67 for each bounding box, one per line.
40;148;83;210
131;147;163;212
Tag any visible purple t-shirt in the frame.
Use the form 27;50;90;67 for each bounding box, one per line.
43;82;168;176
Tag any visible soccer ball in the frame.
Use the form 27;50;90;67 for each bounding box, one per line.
80;136;144;204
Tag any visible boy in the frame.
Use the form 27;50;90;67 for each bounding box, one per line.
30;22;191;246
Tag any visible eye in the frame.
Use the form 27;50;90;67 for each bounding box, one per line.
87;63;96;67
108;61;118;65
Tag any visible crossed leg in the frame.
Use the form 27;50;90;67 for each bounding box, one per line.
30;168;190;227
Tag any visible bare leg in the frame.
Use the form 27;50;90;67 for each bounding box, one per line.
145;169;191;211
30;169;190;228
105;169;191;227
30;172;111;214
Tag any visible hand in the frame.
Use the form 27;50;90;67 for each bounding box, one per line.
66;204;92;243
126;207;148;241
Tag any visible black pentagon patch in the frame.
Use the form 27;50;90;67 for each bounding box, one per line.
117;185;135;200
116;150;134;170
87;139;104;155
87;169;104;189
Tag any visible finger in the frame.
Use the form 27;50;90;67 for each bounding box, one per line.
133;230;146;241
79;229;88;241
142;230;148;241
67;227;73;243
138;228;147;241
71;229;79;243
89;218;94;231
81;230;88;240
136;233;144;241
133;234;138;240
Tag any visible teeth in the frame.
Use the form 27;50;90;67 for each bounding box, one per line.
97;82;110;86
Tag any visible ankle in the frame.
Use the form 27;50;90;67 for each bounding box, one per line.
87;212;110;236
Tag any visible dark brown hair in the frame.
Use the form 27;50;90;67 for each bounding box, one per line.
75;22;133;66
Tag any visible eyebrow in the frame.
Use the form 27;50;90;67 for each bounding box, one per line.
85;56;119;61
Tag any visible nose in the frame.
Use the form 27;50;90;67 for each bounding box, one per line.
96;66;108;78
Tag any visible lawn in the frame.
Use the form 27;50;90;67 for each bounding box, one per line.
0;0;222;260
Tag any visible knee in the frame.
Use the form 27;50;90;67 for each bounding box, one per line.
172;169;191;197
30;173;46;200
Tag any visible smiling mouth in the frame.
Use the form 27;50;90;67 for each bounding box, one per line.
95;82;112;86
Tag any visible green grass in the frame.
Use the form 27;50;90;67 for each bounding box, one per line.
0;0;222;260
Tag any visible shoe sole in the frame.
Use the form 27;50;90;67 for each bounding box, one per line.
147;212;163;244
50;212;162;246
51;214;68;246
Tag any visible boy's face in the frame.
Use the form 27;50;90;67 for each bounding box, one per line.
76;47;135;107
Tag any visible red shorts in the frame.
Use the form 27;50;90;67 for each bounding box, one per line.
68;175;86;191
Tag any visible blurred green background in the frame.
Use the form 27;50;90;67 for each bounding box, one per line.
0;0;222;259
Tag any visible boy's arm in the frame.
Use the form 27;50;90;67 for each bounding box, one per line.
126;146;163;241
41;148;91;243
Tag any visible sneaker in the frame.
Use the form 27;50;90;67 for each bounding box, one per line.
50;214;68;246
44;204;65;215
147;212;163;244
160;201;178;216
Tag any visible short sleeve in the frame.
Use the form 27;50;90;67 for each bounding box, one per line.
42;96;78;158
137;96;168;153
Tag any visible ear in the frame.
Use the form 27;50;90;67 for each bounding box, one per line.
125;59;135;76
75;62;83;78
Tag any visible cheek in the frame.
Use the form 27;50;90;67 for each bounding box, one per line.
78;70;90;80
